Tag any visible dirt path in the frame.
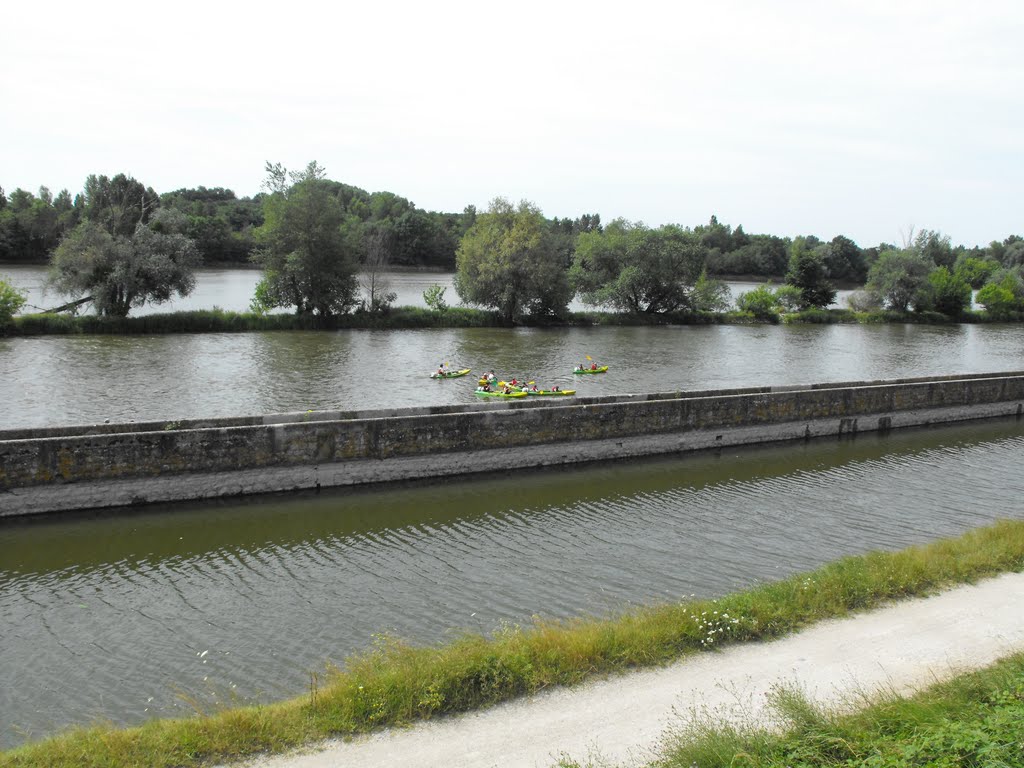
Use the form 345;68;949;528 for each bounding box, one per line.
227;571;1024;768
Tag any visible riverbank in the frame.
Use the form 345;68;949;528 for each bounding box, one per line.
3;519;1023;768
233;572;1024;768
2;305;1015;337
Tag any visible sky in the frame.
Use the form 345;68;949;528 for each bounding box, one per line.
3;0;1022;248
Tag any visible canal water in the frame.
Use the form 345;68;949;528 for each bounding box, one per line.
2;417;1024;748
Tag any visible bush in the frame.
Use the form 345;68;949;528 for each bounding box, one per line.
0;276;27;330
423;284;449;312
735;285;779;320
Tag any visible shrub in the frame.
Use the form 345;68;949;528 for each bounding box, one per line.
422;284;449;312
0;276;27;330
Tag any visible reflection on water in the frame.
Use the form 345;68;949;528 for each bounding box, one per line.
2;418;1024;747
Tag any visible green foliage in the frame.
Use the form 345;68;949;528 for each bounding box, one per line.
914;228;955;268
571;219;709;313
657;652;1024;768
927;266;972;317
689;268;731;312
976;270;1024;319
954;255;999;288
49;221;200;317
735;285;780;320
824;234;867;282
80;173;160;237
9;306;507;335
454;197;572;321
705;233;790;277
785;238;836;308
0;275;28;328
253;161;360;317
422;283;448;311
866;248;933;312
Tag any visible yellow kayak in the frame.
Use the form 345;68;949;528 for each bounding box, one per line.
430;369;471;379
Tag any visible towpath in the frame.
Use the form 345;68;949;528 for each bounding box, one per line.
226;571;1024;768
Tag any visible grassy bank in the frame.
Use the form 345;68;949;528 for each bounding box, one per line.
5;306;1013;336
638;649;1024;768
3;520;1024;767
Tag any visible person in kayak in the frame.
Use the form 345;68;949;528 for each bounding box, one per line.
590;362;598;370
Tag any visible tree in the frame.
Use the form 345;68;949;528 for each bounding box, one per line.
251;161;359;317
690;268;731;312
0;275;27;329
360;223;398;312
823;235;866;283
423;283;448;311
49;221;200;316
571;219;708;313
954;255;998;289
79;173;160;237
927;266;971;317
914;229;955;269
454;197;571;321
976;270;1024;318
864;249;932;312
785;238;836;309
735;285;780;319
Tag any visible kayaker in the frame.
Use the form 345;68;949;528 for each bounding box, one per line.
590;362;597;370
551;384;559;391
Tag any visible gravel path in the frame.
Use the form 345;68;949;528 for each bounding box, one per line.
225;571;1024;768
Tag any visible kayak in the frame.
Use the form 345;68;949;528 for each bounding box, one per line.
430;369;471;379
474;389;527;398
524;389;575;396
572;366;608;374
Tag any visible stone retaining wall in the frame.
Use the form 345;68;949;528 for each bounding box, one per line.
2;371;1023;517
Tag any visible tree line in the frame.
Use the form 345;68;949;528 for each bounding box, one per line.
3;163;1024;322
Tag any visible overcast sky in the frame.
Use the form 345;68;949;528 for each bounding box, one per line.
3;0;1021;248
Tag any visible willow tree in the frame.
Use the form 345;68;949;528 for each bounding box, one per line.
454;197;571;321
49;220;199;317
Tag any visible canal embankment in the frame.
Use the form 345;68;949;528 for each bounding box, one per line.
3;371;1024;516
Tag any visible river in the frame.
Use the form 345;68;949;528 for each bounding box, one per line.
2;322;1023;430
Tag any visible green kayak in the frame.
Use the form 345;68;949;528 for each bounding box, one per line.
430;368;471;379
572;366;608;374
474;389;527;398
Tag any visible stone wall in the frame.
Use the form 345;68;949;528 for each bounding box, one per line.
3;372;1023;517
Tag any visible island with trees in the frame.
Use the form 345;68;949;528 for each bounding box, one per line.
2;162;1023;335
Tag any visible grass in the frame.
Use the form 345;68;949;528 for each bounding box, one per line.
3;519;1024;767
644;650;1024;768
8;305;1015;336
